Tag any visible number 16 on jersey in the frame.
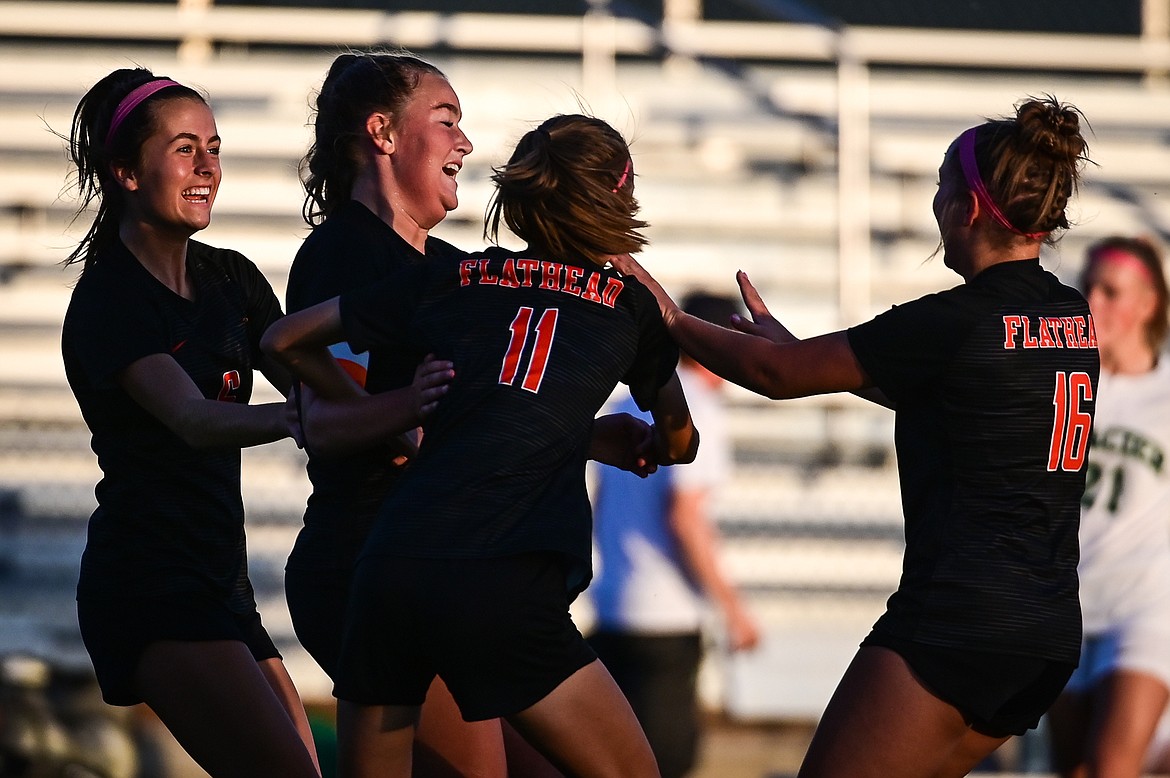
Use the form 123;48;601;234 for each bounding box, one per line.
1048;371;1093;472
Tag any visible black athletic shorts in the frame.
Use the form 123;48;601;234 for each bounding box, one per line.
286;566;351;679
77;591;280;706
334;552;597;721
861;630;1076;737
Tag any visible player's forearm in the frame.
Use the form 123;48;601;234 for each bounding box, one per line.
303;389;421;457
172;399;290;449
262;299;360;401
649;373;699;465
668;312;788;398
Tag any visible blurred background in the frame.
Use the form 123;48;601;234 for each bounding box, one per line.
1;0;1169;775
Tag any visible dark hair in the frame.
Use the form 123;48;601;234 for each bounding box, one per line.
63;67;202;270
1082;235;1170;353
300;51;446;225
942;95;1090;245
486;114;647;267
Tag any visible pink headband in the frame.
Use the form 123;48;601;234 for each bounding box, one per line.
958;127;1048;240
105;78;183;147
612;157;631;193
1088;247;1158;286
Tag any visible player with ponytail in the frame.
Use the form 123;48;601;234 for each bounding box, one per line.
264;113;696;777
61;67;324;777
616;96;1097;777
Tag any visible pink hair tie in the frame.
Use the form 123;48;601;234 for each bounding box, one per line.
958;127;1048;240
105;78;183;147
612;157;631;193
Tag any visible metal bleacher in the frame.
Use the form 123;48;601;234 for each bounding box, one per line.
2;2;1170;721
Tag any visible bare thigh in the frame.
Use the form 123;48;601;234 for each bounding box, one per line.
134;640;319;778
258;657;321;774
337;700;418;778
508;659;659;778
798;647;1007;778
415;676;508;778
336;684;559;778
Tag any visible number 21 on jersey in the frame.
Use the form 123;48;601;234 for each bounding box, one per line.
499;307;559;393
1048;371;1093;472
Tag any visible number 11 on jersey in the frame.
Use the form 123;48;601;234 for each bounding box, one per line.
499;307;559;393
1048;370;1093;472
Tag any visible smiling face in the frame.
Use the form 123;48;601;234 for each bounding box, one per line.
117;97;221;238
385;73;473;232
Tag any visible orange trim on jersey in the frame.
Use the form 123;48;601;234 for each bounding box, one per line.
337;358;368;388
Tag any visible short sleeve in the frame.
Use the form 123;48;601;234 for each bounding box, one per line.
287;232;376;312
846;289;979;402
622;280;680;410
63;287;169;389
222;251;284;359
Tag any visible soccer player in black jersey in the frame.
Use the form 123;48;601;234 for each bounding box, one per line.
286;52;658;776
285;52;508;776
264;114;697;778
617;97;1098;777
60;68;327;777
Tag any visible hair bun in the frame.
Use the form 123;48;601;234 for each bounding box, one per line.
1015;96;1087;166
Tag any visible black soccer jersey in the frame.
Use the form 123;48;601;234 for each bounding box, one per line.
62;239;283;609
847;258;1099;662
284;200;463;571
339;247;678;592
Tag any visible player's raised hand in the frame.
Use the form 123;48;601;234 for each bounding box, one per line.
731;270;795;344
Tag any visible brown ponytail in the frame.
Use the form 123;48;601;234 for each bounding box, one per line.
486;114;647;267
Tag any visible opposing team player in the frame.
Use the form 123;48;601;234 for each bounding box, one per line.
1047;235;1170;778
264;113;696;778
615;96;1097;778
60;68;323;776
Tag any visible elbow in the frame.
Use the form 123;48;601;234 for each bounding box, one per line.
259;321;293;366
755;366;796;401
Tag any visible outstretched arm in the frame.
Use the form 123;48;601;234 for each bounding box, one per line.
119;354;295;449
299;355;452;457
731;270;893;409
612;255;870;400
262;300;453;456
